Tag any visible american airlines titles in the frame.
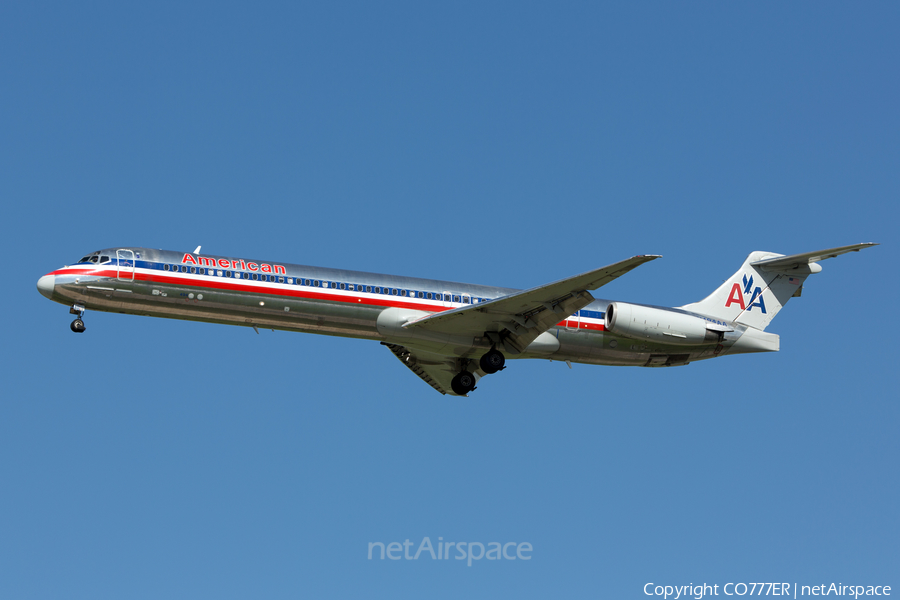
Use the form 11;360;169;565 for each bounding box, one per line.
181;253;286;275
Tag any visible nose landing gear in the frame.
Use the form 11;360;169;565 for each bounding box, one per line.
69;304;86;333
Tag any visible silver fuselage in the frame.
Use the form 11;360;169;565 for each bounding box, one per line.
37;247;764;367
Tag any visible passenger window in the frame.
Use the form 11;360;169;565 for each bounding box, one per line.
366;286;372;293
164;264;170;271
463;296;470;304
190;267;196;274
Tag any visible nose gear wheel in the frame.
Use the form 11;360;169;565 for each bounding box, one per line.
69;304;86;333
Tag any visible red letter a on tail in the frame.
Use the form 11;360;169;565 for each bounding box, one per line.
725;283;746;309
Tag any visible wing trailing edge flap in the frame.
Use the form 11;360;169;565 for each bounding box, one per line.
403;255;660;354
381;342;475;396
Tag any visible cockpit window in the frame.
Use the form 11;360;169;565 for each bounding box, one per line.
99;256;110;264
76;251;102;264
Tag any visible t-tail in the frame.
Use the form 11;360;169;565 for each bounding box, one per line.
680;243;877;331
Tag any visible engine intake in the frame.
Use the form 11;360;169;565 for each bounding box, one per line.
605;302;724;346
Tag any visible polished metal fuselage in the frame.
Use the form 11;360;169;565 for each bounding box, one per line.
39;247;752;367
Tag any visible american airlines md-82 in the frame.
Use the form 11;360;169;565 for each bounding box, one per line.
37;243;876;396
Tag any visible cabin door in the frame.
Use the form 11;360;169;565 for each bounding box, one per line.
116;249;135;281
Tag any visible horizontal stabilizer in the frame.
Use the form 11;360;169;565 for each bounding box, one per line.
751;242;877;271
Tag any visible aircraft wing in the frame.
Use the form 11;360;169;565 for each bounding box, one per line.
750;242;878;270
382;342;472;396
403;255;660;354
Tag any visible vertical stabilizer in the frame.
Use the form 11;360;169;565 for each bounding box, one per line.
679;243;876;331
680;251;811;330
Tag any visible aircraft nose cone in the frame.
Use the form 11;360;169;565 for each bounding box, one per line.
37;274;55;299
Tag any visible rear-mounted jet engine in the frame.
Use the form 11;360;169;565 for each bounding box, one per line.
604;302;726;345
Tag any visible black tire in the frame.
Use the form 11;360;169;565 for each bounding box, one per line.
451;371;476;395
479;349;505;374
70;318;85;333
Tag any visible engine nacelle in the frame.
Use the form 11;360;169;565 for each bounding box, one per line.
605;302;724;346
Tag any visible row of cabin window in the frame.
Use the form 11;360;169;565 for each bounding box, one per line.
161;263;489;304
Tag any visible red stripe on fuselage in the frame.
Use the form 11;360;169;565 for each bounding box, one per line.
48;267;606;331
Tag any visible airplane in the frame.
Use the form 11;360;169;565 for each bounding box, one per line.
37;243;876;396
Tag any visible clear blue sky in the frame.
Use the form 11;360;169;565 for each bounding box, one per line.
2;2;897;598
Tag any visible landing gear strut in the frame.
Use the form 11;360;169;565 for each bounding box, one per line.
479;348;506;374
69;304;86;333
451;371;477;396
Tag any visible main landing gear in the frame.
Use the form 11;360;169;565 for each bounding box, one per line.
69;304;86;333
479;348;506;374
451;371;477;396
452;348;507;395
